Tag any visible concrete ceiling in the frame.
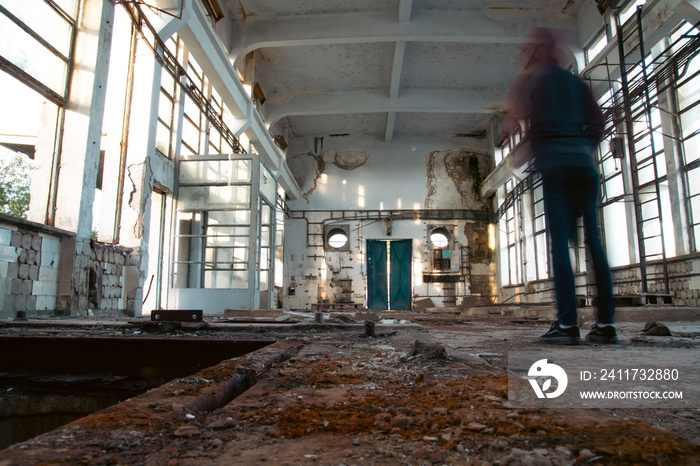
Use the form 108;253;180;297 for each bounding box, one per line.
222;0;588;143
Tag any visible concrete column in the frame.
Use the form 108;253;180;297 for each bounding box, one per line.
655;41;692;256
250;156;261;309
51;0;115;237
117;35;164;316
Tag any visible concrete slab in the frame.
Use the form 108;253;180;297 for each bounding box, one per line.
0;311;697;463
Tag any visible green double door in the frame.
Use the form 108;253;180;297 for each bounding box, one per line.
367;239;412;310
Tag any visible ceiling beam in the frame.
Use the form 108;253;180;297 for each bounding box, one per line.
385;40;406;143
263;88;504;125
230;10;577;63
398;0;413;23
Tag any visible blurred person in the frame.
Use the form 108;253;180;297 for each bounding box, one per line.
502;28;617;345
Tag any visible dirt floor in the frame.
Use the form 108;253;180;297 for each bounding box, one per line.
0;308;698;465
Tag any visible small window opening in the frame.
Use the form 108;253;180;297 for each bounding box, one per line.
430;227;450;248
328;229;348;249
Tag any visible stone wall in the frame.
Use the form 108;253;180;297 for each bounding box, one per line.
611;255;700;306
499;253;700;307
0;215;137;318
1;224;65;318
55;237;131;314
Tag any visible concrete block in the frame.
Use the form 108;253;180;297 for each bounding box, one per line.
36;295;47;310
27;250;36;265
0;244;18;262
31;235;42;251
29;265;39;281
12;279;23;295
42;236;61;254
45;295;56;309
6;263;18;279
25;295;36;311
38;266;58;283
0;228;11;246
20;234;32;250
22;280;32;295
0;262;6;278
10;231;21;248
15;294;26;311
18;264;30;280
41;251;57;268
42;281;57;296
18;249;27;264
3;294;15;314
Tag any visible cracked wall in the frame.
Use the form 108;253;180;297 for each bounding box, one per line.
424;147;494;211
282;136;497;310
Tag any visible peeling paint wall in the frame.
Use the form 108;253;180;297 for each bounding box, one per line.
283;135;497;310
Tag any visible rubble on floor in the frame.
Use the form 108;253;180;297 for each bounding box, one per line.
0;310;698;464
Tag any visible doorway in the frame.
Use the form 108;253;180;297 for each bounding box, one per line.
367;239;412;310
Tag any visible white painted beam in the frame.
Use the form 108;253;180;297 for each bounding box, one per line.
398;0;413;23
264;88;503;124
385;112;397;144
230;10;577;63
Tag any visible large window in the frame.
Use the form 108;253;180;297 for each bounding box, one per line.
173;157;252;289
0;0;78;103
156;35;180;158
531;177;548;280
673;22;700;251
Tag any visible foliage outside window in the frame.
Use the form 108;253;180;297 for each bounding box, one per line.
0;150;32;219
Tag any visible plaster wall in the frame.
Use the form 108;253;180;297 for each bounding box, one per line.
282;134;496;310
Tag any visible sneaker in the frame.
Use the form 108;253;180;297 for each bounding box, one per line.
539;322;580;345
585;324;618;344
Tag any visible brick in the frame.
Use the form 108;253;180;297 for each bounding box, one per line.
18;264;30;280
15;294;26;311
10;231;21;248
20;234;32;250
12;279;23;295
25;295;36;311
6;262;18;279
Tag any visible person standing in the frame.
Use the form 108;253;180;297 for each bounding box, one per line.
503;28;617;345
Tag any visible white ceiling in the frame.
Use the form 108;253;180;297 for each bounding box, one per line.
220;0;588;143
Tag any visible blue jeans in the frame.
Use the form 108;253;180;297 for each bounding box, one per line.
541;166;615;327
